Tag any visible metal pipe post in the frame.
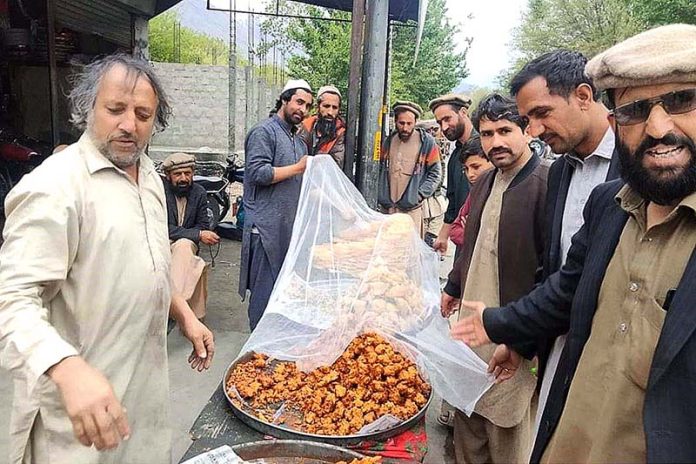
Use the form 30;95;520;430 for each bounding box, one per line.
46;0;59;147
356;0;389;208
344;0;365;181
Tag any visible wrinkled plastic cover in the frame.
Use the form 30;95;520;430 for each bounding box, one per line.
238;156;493;415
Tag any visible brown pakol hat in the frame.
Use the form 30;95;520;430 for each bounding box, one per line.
428;93;472;112
392;100;423;118
586;24;696;91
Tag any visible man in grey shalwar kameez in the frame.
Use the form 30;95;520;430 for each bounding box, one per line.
239;79;314;330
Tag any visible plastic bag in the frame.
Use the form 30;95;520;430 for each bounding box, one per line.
238;156;493;415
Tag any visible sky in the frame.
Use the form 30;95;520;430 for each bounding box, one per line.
445;0;528;88
203;0;527;88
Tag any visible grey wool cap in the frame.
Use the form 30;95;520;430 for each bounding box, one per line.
162;152;195;172
586;24;696;91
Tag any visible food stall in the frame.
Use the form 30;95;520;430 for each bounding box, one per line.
180;157;493;463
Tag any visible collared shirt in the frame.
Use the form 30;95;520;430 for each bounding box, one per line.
0;134;171;463
535;128;615;439
559;128;615;264
462;159;537;428
542;185;696;463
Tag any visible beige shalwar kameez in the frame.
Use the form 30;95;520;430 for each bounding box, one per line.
387;135;424;236
0;134;172;464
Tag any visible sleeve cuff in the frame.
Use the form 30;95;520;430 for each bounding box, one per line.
443;279;461;298
23;334;79;397
483;307;508;345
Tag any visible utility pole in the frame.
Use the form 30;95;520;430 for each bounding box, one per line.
356;0;389;208
344;0;365;181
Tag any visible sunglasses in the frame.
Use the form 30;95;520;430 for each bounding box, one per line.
610;88;696;126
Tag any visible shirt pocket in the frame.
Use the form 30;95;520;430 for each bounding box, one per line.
626;298;666;390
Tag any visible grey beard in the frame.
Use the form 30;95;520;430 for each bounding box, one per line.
98;142;144;169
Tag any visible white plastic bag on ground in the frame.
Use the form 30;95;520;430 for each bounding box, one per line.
238;156;492;415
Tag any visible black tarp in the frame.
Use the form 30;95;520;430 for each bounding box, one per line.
196;0;420;22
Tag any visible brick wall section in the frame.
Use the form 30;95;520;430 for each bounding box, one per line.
150;62;281;159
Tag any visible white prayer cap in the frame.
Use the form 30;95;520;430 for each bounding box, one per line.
318;85;342;100
282;79;313;94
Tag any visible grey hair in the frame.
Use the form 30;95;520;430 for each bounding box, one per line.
68;54;172;132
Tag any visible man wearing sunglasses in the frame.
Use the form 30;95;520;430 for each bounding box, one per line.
451;24;696;463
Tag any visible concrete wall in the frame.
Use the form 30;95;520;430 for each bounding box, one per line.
150;62;281;160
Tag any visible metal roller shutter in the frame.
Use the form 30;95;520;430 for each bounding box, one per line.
55;0;132;48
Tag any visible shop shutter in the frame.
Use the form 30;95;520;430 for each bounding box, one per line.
55;0;132;48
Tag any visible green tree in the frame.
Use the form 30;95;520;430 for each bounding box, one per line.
503;0;696;89
628;0;696;25
260;0;470;110
149;11;229;65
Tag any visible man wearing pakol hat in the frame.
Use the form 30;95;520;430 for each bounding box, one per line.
429;94;476;257
298;84;346;169
378;100;442;236
162;152;219;325
239;79;313;330
452;24;696;463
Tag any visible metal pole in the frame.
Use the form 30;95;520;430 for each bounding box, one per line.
344;0;365;181
357;0;388;208
245;14;253;133
382;22;393;137
228;0;237;153
46;0;59;147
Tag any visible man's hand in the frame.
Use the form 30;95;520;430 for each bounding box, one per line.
488;345;522;384
47;356;130;450
440;291;460;318
433;224;451;254
170;294;215;371
199;230;220;246
450;300;491;346
180;315;215;372
295;155;309;175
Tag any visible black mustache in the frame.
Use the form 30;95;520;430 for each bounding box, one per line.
489;147;512;156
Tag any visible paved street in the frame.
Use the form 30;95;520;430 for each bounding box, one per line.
0;238;455;463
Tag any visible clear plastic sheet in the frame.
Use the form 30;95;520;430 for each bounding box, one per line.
238;155;493;415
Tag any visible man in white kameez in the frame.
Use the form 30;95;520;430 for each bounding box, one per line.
0;54;213;464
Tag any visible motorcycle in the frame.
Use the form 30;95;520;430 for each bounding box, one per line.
0;139;47;223
193;153;245;240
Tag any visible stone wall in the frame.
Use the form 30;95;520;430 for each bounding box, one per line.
150;62;281;160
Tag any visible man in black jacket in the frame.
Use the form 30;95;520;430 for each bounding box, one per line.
163;152;219;320
453;24;696;463
429;94;475;257
508;49;621;436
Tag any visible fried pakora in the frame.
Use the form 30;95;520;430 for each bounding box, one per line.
225;333;431;436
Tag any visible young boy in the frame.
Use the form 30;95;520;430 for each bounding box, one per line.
449;135;493;246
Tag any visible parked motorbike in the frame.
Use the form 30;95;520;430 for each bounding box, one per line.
0;140;47;222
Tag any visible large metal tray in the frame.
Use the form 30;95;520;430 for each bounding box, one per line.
231;440;365;462
223;352;432;446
